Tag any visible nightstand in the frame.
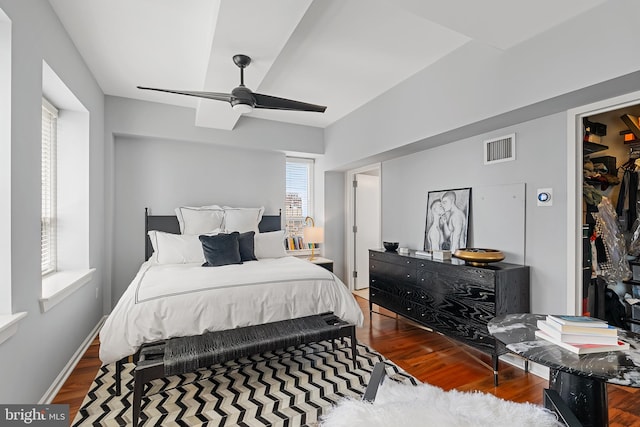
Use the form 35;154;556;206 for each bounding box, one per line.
308;257;333;272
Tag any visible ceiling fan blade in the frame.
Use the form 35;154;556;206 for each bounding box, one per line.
253;93;326;113
137;86;232;103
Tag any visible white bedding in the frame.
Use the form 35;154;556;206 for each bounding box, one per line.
99;256;364;364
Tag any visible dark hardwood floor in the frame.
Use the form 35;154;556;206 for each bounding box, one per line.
53;296;640;426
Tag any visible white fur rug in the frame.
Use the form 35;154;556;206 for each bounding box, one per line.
321;378;563;427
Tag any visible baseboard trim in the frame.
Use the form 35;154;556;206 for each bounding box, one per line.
40;315;106;404
500;353;549;380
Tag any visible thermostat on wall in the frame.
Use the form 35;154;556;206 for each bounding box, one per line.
537;188;552;206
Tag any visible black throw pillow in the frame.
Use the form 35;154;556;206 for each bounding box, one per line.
238;231;257;262
199;232;242;267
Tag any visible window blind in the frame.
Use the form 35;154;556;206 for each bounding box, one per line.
41;98;57;275
285;158;313;240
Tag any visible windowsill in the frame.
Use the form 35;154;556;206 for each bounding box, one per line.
286;249;313;256
0;312;28;345
40;268;95;313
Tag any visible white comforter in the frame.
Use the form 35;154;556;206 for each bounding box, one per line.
99;256;364;364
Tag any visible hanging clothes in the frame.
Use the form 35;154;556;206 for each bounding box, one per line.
629;172;638;231
615;170;639;232
616;169;629;218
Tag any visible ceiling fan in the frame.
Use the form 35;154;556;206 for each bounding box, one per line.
138;54;326;114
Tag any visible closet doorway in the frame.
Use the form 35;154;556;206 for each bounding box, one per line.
580;103;640;320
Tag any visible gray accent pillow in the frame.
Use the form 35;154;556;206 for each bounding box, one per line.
199;232;242;267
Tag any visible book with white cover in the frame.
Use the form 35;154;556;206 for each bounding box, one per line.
432;250;451;260
537;320;619;345
414;250;431;258
546;315;609;328
543;318;618;336
535;329;629;354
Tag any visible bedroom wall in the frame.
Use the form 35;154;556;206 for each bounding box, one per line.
112;136;285;305
382;113;567;314
323;171;346;280
104;95;324;310
0;0;105;404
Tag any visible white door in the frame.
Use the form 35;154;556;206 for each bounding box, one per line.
354;173;380;290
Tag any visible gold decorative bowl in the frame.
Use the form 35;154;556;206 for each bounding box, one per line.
453;248;505;266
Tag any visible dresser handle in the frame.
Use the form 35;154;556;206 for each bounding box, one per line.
407;274;411;278
406;291;412;294
406;261;410;264
371;279;376;284
421;278;424;282
406;307;412;311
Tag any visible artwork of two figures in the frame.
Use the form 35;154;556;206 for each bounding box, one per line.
424;188;471;253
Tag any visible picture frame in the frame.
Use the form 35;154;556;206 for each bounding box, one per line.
424;187;471;252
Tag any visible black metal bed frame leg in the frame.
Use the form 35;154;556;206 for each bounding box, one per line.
524;359;529;374
492;354;499;386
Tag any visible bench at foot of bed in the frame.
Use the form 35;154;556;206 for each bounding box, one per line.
127;312;356;427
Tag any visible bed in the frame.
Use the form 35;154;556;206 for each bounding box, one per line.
99;208;364;365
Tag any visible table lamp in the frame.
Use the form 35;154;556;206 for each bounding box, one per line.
303;216;324;261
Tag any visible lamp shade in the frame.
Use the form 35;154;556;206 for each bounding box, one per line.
303;226;324;244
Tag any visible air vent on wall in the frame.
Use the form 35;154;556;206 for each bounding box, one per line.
484;133;515;165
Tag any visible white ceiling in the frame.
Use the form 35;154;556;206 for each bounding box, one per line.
48;0;607;131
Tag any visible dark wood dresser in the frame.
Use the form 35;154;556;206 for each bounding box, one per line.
368;249;530;384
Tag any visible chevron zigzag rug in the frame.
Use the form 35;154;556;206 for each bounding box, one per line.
72;340;416;426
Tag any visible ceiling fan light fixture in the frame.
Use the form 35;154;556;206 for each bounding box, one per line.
232;102;253;114
137;54;326;115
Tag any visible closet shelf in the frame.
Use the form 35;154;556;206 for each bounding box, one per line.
584;141;609;155
584;178;618;191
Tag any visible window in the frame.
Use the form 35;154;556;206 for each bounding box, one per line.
41;98;58;276
285;158;314;243
39;61;94;313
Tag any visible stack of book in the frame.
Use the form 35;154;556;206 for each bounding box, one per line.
535;315;629;354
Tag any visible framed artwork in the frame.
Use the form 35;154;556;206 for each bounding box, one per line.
424;187;471;252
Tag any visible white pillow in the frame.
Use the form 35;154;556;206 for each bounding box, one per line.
254;230;287;259
223;206;265;233
148;230;214;264
175;205;224;235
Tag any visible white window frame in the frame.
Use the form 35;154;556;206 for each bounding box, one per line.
285;157;314;254
39;61;94;313
0;8;27;344
41;97;58;276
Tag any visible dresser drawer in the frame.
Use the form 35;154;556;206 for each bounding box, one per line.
370;250;417;268
417;278;495;321
370;287;405;314
411;307;495;351
370;260;416;282
370;275;422;299
418;263;495;287
418;268;494;293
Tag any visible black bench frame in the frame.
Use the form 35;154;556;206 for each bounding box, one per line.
121;312;356;426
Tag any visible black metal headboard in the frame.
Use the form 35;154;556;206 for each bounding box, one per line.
145;208;282;261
